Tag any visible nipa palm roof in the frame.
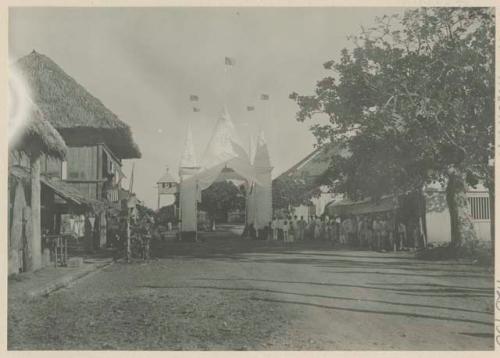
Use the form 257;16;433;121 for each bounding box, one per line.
14;50;141;159
11;105;67;160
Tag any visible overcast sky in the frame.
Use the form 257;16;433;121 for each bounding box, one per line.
9;7;405;208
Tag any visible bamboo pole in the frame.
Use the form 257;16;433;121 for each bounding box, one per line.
126;211;131;263
30;156;42;271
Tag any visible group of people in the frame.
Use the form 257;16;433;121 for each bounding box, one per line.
260;212;419;251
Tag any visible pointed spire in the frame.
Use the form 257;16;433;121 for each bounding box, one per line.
180;123;198;168
249;134;257;165
221;105;232;126
201;107;250;168
158;166;176;183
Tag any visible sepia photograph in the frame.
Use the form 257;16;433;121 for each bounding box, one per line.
5;3;497;352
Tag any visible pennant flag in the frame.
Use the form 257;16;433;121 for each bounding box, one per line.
189;95;199;102
225;57;236;66
260;94;270;100
246;106;255;111
193;107;200;112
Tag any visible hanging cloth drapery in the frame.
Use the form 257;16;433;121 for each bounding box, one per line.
179;107;273;232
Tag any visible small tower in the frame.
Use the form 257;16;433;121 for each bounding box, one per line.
156;166;177;210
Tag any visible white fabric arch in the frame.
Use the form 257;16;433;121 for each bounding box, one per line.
178;108;272;236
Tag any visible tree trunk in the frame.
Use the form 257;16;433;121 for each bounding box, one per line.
29;156;42;271
487;180;494;264
486;169;495;266
445;170;476;248
126;213;131;263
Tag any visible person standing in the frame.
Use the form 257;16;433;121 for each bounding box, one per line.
388;214;396;252
373;217;381;251
365;217;373;250
112;233;123;262
337;218;342;244
343;216;352;246
305;217;312;240
325;217;332;243
357;217;365;248
277;217;284;241
379;216;388;251
289;216;296;243
310;216;315;240
339;217;346;245
297;216;306;241
317;217;324;241
313;216;321;240
271;217;278;241
331;217;339;245
398;221;406;250
282;220;289;243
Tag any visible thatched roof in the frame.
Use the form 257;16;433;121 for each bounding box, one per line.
14;50;141;159
11;105;67;160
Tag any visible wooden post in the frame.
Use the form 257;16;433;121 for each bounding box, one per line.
126;211;131;263
30;156;42;271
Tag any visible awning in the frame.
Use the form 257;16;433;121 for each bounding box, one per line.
10;165;106;213
41;176;106;213
325;195;398;217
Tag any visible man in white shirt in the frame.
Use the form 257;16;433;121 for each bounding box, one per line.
271;217;278;241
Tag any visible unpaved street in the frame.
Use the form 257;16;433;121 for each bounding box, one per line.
8;230;495;350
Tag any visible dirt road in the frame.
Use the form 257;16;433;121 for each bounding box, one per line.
8;230;495;350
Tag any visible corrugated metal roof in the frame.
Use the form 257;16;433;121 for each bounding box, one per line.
325;195;398;216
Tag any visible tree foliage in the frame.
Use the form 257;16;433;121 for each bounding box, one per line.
199;181;246;221
290;8;494;246
272;173;319;210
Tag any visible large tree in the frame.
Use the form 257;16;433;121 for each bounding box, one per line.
290;8;494;248
199;181;246;223
272;173;319;211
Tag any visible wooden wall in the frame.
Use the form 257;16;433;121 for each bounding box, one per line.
40;154;62;178
70;182;99;200
67;146;98;181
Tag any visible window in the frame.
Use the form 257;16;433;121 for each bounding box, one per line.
467;196;490;220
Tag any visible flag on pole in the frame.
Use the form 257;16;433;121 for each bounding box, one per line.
225;57;236;66
260;94;270;100
193;107;201;112
189;95;199;102
246;106;255;111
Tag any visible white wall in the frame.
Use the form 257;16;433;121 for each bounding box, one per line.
425;187;491;243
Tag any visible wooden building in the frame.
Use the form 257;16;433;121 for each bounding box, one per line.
273;145;346;221
8;105;67;274
14;51;142;251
